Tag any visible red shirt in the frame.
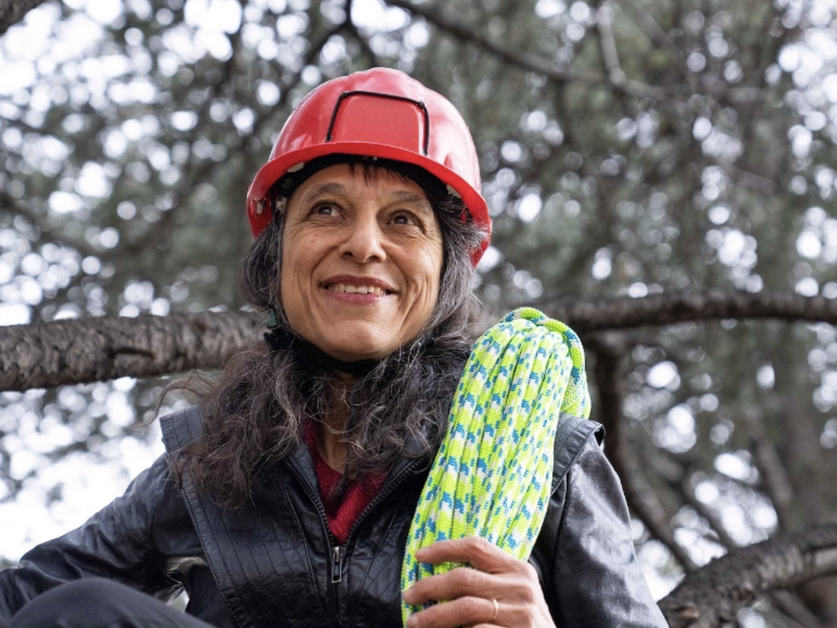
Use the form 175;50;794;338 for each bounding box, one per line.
305;425;384;545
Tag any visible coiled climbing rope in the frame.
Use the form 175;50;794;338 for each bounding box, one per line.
401;307;590;624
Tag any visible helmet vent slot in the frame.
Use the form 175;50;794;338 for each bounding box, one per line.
326;90;430;156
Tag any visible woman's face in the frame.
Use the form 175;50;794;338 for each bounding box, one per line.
280;163;444;362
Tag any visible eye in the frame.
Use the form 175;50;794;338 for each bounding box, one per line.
391;211;419;226
311;202;339;217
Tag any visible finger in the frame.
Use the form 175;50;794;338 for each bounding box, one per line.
415;537;521;573
402;565;495;605
405;595;498;628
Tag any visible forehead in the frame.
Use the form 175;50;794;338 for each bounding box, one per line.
288;163;432;209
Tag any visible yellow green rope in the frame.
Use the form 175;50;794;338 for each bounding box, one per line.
401;307;590;623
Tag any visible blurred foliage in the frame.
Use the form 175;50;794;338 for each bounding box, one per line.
3;0;837;622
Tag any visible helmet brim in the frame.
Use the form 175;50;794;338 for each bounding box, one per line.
247;141;490;265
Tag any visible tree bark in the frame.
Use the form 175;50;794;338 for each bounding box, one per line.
3;290;837;391
0;311;259;391
0;0;51;36
659;524;837;628
541;290;837;332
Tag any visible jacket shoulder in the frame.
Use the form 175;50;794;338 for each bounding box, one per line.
536;417;668;626
550;413;603;493
160;406;203;453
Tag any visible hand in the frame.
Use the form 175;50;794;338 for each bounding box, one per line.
401;536;557;628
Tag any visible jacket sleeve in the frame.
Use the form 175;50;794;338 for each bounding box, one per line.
0;455;181;627
536;422;668;627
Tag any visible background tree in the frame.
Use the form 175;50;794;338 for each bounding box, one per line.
3;0;837;625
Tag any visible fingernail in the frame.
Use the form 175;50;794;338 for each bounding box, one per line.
402;589;414;604
406;616;418;628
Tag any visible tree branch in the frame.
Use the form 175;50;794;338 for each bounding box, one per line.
619;0;685;69
0;0;51;36
383;0;667;100
653;451;740;551
770;590;832;628
587;333;698;570
659;524;837;628
0;311;259;391
3;290;836;391
0;189;97;257
740;408;796;531
595;3;626;87
540;290;837;332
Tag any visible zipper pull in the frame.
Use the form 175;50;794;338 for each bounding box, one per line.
331;546;344;583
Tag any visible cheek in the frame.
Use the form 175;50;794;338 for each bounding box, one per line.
429;241;445;290
280;258;308;302
279;237;306;311
413;247;444;309
279;264;292;307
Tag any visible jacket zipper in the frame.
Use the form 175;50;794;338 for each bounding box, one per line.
282;460;343;585
331;546;344;583
328;460;421;585
285;455;422;616
340;459;422;552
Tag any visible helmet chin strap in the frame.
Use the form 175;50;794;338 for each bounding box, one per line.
299;342;380;378
264;313;380;378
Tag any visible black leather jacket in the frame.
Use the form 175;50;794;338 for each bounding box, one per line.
0;407;667;627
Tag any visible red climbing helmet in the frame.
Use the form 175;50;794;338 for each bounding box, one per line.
245;68;491;266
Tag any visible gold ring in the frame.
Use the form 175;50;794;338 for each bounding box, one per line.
492;597;499;623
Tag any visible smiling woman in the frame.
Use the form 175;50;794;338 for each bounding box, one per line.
0;68;667;628
281;163;444;362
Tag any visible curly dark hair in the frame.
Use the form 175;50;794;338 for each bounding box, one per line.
169;159;487;508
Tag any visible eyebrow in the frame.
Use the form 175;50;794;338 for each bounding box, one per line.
299;182;346;205
300;184;434;215
390;190;435;215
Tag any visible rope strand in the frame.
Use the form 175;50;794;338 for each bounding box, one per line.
401;307;590;623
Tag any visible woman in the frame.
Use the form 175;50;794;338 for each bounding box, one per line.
0;68;667;627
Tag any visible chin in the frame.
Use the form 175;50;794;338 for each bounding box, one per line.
328;344;392;362
313;320;420;362
321;334;396;362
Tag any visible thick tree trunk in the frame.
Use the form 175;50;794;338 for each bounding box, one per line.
659;524;837;628
0;311;259;391
0;0;51;36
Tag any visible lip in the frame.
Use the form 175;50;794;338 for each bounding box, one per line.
321;274;397;296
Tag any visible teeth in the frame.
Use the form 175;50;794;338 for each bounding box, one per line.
329;283;387;295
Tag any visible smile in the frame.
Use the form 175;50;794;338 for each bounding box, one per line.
326;283;392;296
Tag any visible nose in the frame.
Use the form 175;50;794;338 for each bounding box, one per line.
338;214;387;263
